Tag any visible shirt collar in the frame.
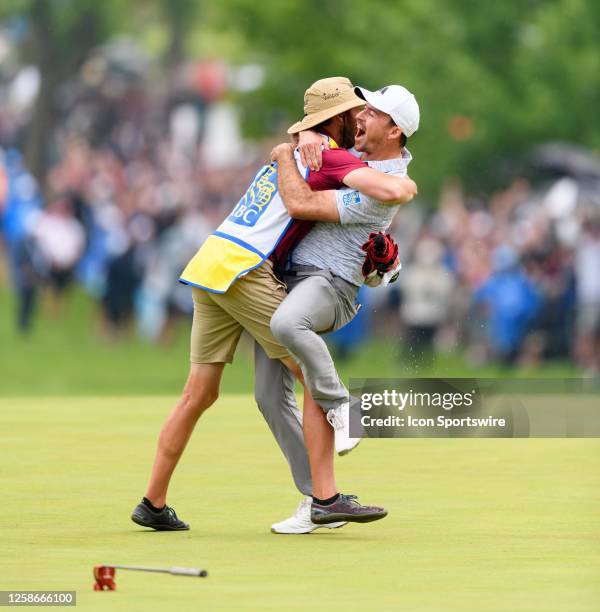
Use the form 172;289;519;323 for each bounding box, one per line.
366;148;412;173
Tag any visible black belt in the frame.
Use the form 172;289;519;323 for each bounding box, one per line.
284;264;360;291
284;264;324;276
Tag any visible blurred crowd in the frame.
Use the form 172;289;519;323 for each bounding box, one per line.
0;134;269;339
1;57;600;375
334;170;600;375
0;52;267;341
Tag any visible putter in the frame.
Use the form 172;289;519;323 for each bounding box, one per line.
93;564;208;590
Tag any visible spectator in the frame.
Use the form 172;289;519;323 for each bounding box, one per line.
30;197;86;294
574;218;600;375
472;246;542;366
101;212;154;338
399;237;455;368
0;148;43;332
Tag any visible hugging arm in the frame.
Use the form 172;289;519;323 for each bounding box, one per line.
272;144;339;222
271;142;417;223
343;167;417;204
297;130;417;204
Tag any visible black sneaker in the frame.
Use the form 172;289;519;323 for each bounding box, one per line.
311;494;387;524
131;501;190;531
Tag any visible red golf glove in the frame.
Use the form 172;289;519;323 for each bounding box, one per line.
361;232;399;277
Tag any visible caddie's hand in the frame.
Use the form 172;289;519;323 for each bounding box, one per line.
297;130;329;172
270;142;294;162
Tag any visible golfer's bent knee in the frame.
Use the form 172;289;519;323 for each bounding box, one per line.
270;308;287;341
271;308;305;348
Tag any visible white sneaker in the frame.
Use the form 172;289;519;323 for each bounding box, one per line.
327;401;361;456
271;497;346;534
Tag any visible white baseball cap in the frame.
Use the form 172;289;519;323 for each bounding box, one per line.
354;85;420;137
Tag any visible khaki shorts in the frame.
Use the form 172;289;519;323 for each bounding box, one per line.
190;260;290;363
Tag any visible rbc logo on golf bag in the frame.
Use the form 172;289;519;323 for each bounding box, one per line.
229;165;278;227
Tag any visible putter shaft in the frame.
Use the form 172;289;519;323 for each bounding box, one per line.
104;564;207;577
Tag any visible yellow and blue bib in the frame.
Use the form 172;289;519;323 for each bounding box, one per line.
180;137;340;293
180;155;307;293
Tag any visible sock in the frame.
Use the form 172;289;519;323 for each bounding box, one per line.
312;493;340;506
142;497;166;514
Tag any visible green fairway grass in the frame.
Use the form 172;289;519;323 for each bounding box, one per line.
0;286;578;396
1;395;599;611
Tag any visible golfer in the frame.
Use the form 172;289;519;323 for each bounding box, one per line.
268;84;420;527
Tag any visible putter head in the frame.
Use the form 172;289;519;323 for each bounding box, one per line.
93;565;116;591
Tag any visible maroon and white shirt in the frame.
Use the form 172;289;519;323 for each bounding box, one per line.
270;147;366;269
